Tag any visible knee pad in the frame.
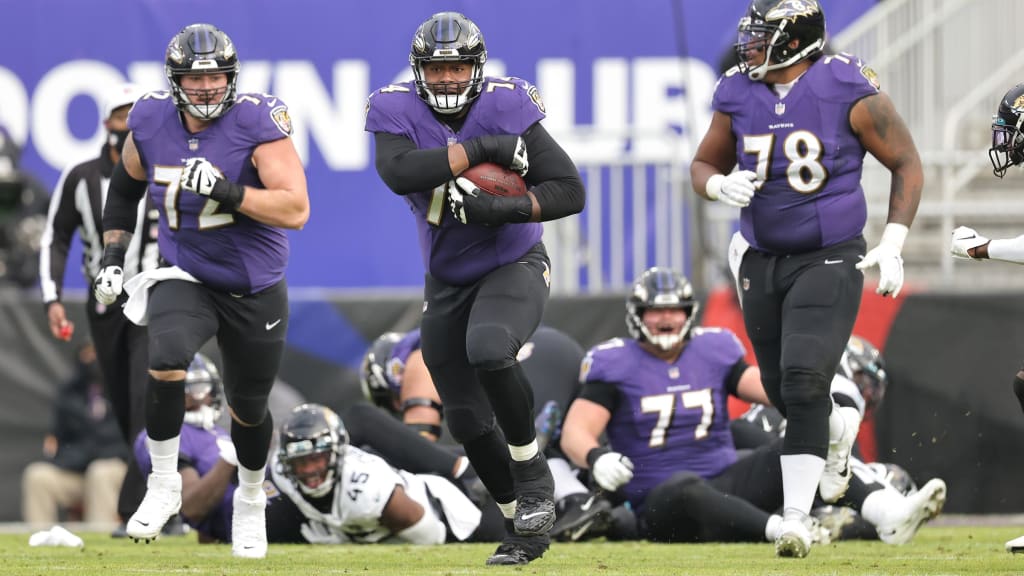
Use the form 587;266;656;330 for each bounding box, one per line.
147;328;194;372
229;393;270;426
466;323;517;371
445;406;495;444
779;368;831;410
782;333;840;377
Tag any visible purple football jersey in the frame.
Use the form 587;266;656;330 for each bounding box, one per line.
581;328;746;511
364;77;545;285
128;92;292;293
135;424;234;541
714;54;880;254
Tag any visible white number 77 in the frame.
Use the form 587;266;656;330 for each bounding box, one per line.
640;388;714;447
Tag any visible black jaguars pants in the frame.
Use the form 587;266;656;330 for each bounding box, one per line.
738;236;865;458
420;242;551;504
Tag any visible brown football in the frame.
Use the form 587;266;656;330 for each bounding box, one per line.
460;162;528;197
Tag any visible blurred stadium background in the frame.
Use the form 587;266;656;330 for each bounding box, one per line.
1;0;1023;525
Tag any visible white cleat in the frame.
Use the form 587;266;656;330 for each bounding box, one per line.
1005;534;1024;553
877;478;947;545
231;489;268;559
126;472;182;542
775;511;813;558
820;406;861;503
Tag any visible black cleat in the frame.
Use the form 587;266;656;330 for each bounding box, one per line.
511;453;556;536
486;533;550;566
550;492;613;542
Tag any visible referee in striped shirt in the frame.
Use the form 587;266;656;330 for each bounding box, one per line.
39;83;159;444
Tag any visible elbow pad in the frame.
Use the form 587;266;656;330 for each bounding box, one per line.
103;161;148;232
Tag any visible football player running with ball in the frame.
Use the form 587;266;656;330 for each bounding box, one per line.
365;11;585;566
691;0;923;558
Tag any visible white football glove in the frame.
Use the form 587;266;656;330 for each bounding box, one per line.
215;436;238;467
591;451;635;492
705;171;758;208
448;178;475;225
950;226;989;259
93;265;124;305
509;136;529;177
179;157;224;197
856;223;908;298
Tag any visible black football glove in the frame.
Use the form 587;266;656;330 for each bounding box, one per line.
461;135;529;176
179;157;246;211
448;177;532;226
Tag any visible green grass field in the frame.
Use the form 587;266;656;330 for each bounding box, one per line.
4;526;1024;576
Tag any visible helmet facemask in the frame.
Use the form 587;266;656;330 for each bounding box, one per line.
735;1;826;82
411;58;485;115
409;12;487;115
625;267;700;351
165;23;240;121
990;115;1024;178
278;404;348;498
633;302;700;351
281;444;338;498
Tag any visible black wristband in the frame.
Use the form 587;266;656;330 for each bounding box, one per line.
406;422;443;440
461;137;486;167
401;397;444;418
586;446;611;470
500;195;532;224
100;244;127;268
211;179;246;211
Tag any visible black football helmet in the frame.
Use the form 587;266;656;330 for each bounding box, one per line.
182;352;223;430
990;83;1024;178
165;23;239;120
359;332;404;413
278;403;348;498
837;335;887;414
625;267;700;351
409;12;487;115
735;0;827;81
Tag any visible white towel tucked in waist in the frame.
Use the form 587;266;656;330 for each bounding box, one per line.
122;266;200;326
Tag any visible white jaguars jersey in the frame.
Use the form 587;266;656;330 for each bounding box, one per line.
830;372;866;416
271;445;480;544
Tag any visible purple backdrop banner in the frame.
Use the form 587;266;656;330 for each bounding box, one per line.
0;0;873;289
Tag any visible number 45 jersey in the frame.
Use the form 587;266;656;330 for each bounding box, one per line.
270;445;481;544
714;54;880;255
580;328;746;511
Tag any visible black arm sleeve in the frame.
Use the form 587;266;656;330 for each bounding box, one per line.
373;132;454;195
724;359;750;398
521;123;586;222
102;160;148;233
577;380;620;414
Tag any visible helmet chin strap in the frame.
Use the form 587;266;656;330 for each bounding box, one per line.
747;26;823;81
640;324;686;351
297;466;336;498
